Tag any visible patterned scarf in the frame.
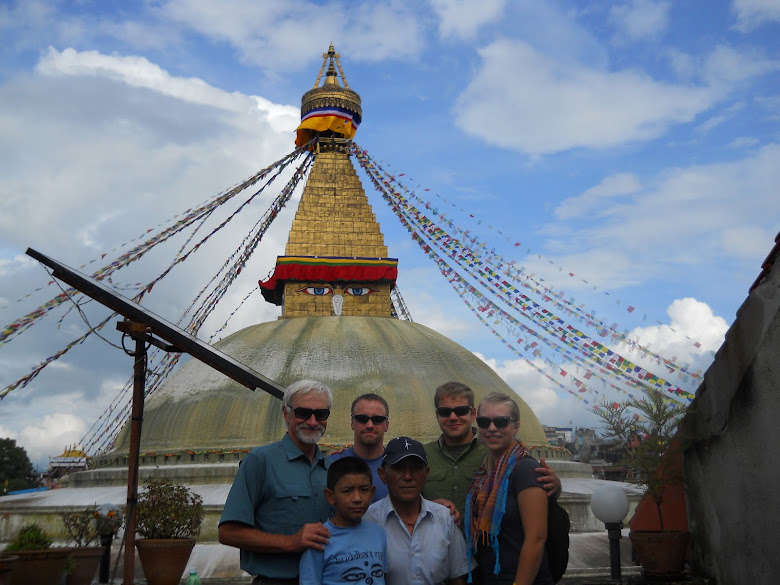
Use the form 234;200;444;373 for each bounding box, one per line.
465;440;527;580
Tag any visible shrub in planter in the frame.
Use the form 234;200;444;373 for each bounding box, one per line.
60;508;107;585
595;388;690;577
135;479;204;585
61;508;99;547
4;523;53;552
4;523;70;585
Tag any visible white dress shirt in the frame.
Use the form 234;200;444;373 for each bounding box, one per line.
364;495;470;585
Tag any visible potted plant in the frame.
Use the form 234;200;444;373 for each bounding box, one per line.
0;553;18;585
60;507;107;585
135;478;204;585
3;523;71;585
595;388;690;577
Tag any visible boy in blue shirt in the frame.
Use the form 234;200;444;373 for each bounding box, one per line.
300;457;387;585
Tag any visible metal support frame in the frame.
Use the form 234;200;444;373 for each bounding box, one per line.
118;321;168;585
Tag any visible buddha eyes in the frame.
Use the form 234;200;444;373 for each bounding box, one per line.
298;286;334;296
344;286;377;296
296;286;377;296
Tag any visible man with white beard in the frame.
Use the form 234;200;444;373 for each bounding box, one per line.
220;380;334;585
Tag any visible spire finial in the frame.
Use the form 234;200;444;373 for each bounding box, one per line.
312;43;351;90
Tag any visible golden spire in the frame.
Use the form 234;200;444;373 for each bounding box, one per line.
261;46;397;318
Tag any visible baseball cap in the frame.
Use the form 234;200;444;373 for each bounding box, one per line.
382;436;427;466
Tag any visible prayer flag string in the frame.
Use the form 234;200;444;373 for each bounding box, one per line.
351;144;696;407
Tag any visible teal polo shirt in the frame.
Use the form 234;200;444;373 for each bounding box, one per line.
422;432;488;520
220;433;331;578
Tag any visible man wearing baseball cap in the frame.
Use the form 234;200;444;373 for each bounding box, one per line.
364;436;470;585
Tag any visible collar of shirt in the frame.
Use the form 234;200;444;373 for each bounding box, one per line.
280;433;326;468
373;495;439;529
436;429;479;451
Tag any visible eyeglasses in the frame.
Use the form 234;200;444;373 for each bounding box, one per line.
476;416;516;429
291;407;331;421
436;405;472;417
352;414;388;425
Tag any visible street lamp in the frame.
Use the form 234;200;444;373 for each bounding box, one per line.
590;484;630;581
96;503;123;583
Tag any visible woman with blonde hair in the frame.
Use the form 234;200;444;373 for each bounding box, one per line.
466;392;553;585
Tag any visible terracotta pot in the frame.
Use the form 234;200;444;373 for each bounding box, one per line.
66;546;105;585
136;538;196;585
0;555;18;585
629;530;690;578
5;548;71;585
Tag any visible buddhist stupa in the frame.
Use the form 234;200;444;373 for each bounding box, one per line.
97;45;550;471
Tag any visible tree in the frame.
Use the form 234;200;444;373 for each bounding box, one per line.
595;389;688;530
0;438;36;493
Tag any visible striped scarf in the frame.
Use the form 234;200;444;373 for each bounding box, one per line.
466;440;527;580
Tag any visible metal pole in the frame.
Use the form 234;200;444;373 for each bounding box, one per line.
605;522;623;581
123;329;147;585
99;533;113;583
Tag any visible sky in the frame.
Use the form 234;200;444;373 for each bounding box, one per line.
0;0;778;470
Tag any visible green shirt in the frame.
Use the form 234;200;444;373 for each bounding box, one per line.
220;433;331;578
422;432;488;519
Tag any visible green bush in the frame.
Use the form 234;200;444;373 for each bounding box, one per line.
136;479;203;539
61;507;99;547
5;523;53;551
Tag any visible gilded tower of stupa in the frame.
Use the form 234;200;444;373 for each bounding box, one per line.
95;45;551;473
260;45;397;319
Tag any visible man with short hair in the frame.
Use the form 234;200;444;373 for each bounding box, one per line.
329;393;390;502
365;436;469;585
422;381;561;519
219;380;335;585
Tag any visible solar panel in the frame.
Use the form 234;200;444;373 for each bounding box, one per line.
26;247;285;400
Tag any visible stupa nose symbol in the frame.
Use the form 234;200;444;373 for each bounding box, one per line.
332;294;344;316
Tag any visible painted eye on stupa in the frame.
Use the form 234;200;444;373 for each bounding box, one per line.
297;286;334;296
344;286;377;296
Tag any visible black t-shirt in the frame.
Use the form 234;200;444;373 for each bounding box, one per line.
476;456;554;585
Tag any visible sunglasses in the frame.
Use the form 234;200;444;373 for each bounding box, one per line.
352;414;388;424
291;407;331;421
436;405;472;417
476;416;516;429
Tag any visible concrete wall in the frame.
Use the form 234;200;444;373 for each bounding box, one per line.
682;256;780;585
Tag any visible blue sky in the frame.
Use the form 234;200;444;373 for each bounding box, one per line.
0;0;778;468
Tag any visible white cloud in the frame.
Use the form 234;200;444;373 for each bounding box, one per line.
700;44;780;89
732;0;780;32
160;0;425;72
542;143;780;290
720;226;776;258
18;413;88;466
695;114;728;134
474;352;560;413
430;0;507;39
36;47;299;129
618;298;727;379
728;136;761;149
0;49;299;463
610;0;671;43
0;48;297;250
555;173;642;220
454;39;713;156
0;425;17;441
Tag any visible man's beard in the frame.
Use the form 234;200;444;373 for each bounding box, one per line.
295;424;326;445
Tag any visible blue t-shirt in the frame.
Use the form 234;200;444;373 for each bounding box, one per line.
328;447;388;503
299;519;387;585
220;434;331;578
